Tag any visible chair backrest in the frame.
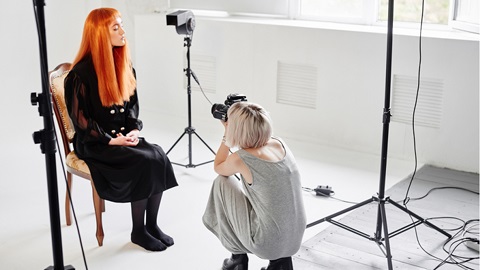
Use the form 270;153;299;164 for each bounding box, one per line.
49;63;73;155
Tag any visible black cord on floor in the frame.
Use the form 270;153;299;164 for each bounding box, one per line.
395;186;479;203
410;216;479;270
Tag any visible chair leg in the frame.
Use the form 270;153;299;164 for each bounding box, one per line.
91;182;104;246
65;172;73;226
101;197;106;213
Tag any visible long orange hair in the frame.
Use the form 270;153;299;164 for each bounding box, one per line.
72;8;136;106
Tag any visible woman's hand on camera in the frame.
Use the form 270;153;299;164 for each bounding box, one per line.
221;120;228;128
220;120;228;138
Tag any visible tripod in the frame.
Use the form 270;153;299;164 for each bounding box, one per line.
166;36;216;168
306;1;451;269
31;0;74;269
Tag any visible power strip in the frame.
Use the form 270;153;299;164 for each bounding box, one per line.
314;185;333;196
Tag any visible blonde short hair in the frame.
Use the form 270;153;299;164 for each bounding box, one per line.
224;102;272;149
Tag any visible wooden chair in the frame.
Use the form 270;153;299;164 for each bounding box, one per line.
49;62;105;246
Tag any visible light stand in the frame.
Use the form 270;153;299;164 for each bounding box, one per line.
306;1;451;269
30;1;74;269
166;36;216;168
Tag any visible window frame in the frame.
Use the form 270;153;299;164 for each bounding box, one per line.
291;0;478;34
449;0;479;34
170;0;290;17
169;0;478;34
295;0;377;25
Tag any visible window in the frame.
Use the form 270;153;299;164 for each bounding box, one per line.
451;0;479;33
170;0;289;16
378;0;450;25
297;0;478;33
299;0;376;24
169;0;478;34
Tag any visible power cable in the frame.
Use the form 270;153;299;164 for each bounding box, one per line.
393;2;478;268
395;186;479;203
402;0;425;207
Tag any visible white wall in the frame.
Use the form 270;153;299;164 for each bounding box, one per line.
1;0;143;154
1;1;477;174
0;1;98;166
134;14;479;173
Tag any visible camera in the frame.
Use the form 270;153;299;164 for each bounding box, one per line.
166;10;196;35
211;93;248;121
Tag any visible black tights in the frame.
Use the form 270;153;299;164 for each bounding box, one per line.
130;192;174;251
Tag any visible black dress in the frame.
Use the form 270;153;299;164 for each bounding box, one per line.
64;56;178;202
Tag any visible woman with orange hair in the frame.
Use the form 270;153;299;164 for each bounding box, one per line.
65;8;178;252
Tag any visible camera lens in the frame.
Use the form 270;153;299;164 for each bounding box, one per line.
211;103;228;121
211;103;223;114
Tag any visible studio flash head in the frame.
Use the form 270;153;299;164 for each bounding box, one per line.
211;93;248;121
166;10;196;35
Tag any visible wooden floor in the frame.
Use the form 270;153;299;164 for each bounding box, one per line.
295;165;479;270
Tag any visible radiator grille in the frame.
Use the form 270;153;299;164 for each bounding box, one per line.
189;54;216;94
276;61;317;109
391;74;444;128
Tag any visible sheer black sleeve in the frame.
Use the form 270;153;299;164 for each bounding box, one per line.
64;71;113;145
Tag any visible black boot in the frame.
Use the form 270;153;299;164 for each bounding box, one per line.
223;253;249;270
260;257;293;270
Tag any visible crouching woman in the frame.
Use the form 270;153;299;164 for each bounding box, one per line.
203;102;306;270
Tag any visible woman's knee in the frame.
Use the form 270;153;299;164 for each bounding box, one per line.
213;174;228;184
213;175;238;190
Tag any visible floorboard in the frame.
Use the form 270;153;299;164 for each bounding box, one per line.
296;165;480;270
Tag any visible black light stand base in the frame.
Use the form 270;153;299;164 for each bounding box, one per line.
45;265;75;270
306;195;451;269
306;196;453;239
166;126;216;168
306;0;451;269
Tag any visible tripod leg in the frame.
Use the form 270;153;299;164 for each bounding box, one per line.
387;198;451;238
192;130;216;155
378;202;393;270
166;130;187;155
166;128;216;168
307;197;375;228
